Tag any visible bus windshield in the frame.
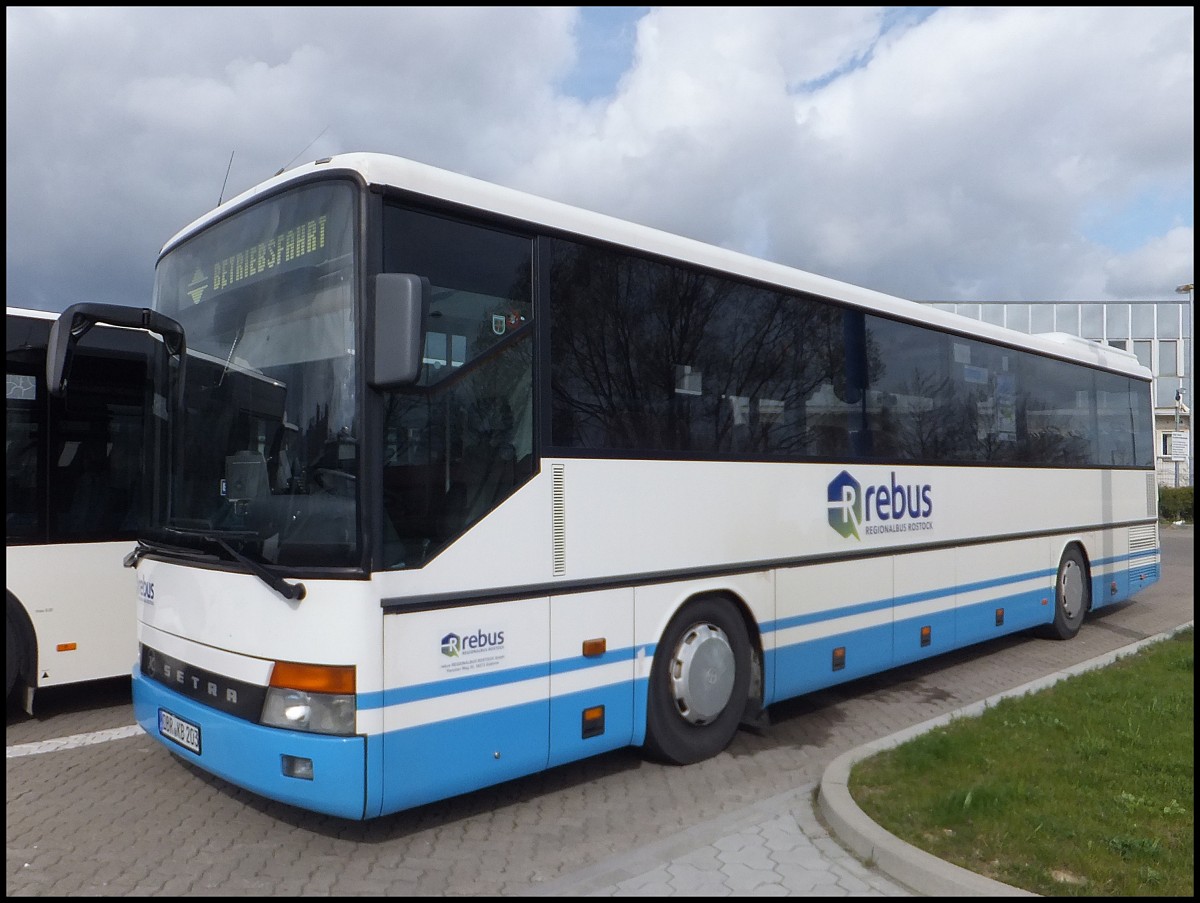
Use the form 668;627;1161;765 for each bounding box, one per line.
149;181;360;569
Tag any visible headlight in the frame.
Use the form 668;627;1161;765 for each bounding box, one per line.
260;661;356;735
261;687;356;735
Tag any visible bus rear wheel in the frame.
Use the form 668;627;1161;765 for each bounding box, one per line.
642;596;751;765
1043;546;1089;640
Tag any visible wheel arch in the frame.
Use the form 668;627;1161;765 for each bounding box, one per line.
639;585;766;744
691;587;762;655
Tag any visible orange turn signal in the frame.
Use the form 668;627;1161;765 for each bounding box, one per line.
582;638;606;657
269;661;355;694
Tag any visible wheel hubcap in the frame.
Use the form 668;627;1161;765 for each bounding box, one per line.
1060;560;1083;620
669;623;735;724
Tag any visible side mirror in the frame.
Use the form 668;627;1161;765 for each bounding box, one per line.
371;273;429;388
47;302;185;397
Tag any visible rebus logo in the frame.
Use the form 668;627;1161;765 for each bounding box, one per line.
441;629;505;658
827;471;863;539
827;470;934;540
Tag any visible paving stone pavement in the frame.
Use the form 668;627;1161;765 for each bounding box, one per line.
537;626;1189;897
530;782;911;896
537;597;1195;896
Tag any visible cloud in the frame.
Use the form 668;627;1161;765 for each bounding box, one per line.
1105;226;1195;299
4;6;1194;312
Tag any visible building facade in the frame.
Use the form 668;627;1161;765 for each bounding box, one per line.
925;299;1192;488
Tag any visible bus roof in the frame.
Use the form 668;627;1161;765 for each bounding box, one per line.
7;306;59;322
161;153;1152;381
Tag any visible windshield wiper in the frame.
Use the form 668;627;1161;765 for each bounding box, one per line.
156;527;306;601
124;537;219;568
218;324;244;387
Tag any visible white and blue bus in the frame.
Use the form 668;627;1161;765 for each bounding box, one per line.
7;306;151;709
48;154;1160;820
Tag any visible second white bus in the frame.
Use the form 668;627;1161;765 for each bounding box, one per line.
7;306;151;709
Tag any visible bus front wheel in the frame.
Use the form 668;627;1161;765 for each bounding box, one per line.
642;596;751;765
1043;546;1089;641
6;606;20;701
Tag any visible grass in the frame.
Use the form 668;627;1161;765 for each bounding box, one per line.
848;628;1194;896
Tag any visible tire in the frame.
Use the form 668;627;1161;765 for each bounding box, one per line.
1043;545;1089;640
642;596;751;765
6;607;21;702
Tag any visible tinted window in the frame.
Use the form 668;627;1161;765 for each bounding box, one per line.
548;238;1151;469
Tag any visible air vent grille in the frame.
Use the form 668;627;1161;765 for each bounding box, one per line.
552;464;566;577
1128;523;1159;585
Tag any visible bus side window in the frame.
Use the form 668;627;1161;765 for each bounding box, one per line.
378;204;535;570
6;374;42;541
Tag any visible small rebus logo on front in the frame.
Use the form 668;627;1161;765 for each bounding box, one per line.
441;629;506;659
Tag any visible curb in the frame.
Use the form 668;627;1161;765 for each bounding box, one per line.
818;621;1194;897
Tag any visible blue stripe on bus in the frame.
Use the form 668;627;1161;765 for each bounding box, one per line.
762;566;1054;636
361;551;1160;715
954;586;1052;645
378;695;551;815
371;660;550;709
767;620;895;700
761;548;1157;637
769;594;892;631
548;679;637;766
893;605;959;663
549;645;640;675
362;646;641;712
1092;557;1161;611
375;677;641;815
758;554;1157;706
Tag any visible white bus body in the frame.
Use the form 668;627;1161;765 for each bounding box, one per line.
48;155;1159;818
6;306;149;709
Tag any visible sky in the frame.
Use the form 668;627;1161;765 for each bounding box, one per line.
5;6;1194;315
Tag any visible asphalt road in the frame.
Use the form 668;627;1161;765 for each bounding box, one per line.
6;525;1193;896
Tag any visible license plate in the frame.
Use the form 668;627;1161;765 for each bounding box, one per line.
159;708;201;754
